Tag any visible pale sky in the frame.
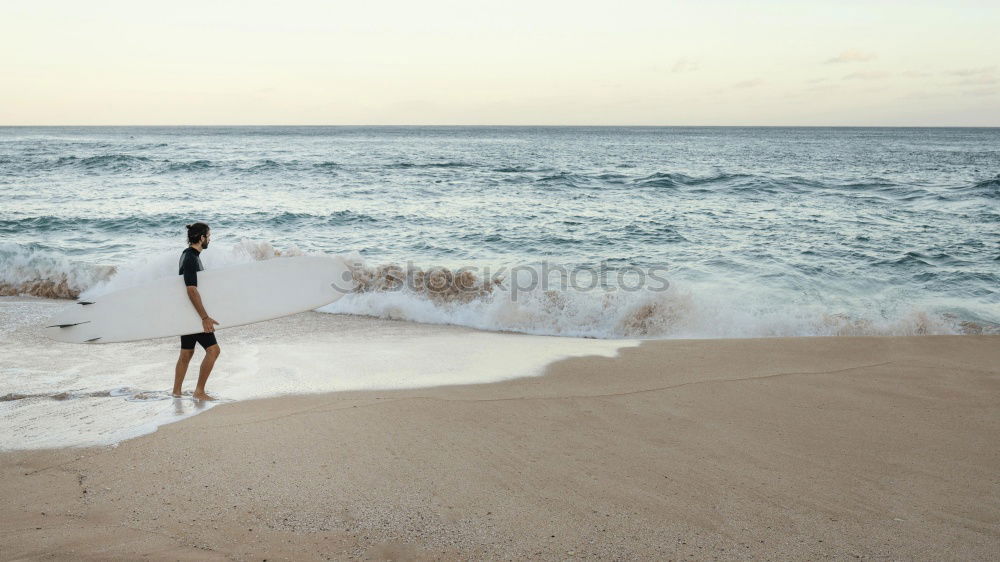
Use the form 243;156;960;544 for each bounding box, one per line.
1;0;998;126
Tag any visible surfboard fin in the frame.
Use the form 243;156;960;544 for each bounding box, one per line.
77;301;95;306
47;321;91;329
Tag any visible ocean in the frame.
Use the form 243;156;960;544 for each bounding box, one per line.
1;126;998;448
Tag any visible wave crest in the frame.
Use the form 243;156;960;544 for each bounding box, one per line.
634;172;750;189
0;245;116;299
324;257;994;338
3;244;994;338
54;154;153;171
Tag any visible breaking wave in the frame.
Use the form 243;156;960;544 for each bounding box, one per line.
0;240;293;299
0;244;116;299
2;240;996;338
2;240;995;338
326;259;993;338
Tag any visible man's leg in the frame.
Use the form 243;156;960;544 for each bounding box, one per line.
173;348;194;396
192;344;220;401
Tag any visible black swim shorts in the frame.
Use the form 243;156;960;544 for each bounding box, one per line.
180;332;218;350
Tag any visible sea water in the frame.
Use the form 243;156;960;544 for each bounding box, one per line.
1;126;997;449
0;299;630;450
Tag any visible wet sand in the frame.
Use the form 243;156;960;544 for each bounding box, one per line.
2;335;998;560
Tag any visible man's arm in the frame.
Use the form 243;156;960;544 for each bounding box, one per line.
181;253;219;333
186;286;219;333
185;282;207;319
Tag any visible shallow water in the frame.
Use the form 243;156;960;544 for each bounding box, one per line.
0;297;633;450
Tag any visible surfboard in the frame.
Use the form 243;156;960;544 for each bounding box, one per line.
43;255;353;344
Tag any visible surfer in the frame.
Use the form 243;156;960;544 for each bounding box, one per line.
172;222;221;401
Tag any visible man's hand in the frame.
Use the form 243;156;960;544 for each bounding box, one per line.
202;316;219;333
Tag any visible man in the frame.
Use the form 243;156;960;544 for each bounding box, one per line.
173;222;221;401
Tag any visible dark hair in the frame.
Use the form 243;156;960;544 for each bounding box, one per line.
186;222;210;245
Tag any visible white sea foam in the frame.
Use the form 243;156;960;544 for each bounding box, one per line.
0;298;634;450
323;258;982;338
2;240;991;340
79;239;302;298
0;243;116;299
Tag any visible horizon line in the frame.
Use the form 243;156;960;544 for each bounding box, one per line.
2;124;1000;129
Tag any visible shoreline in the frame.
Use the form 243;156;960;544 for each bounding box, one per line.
3;334;998;559
0;301;635;451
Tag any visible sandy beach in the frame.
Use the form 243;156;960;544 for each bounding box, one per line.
2;334;998;560
5;1;1000;559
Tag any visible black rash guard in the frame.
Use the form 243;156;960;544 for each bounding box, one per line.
178;246;216;347
178;247;204;287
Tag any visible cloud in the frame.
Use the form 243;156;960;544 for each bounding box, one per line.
733;78;763;89
896;90;943;101
957;75;998;86
843;71;890;80
945;66;998;86
806;83;839;92
671;58;699;73
825;50;877;64
947;66;996;77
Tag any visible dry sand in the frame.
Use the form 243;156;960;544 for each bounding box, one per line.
2;335;998;560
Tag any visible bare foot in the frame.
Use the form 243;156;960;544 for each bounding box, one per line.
191;391;217;401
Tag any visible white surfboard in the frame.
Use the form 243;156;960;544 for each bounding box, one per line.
43;256;353;344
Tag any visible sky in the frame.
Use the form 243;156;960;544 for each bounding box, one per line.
1;0;998;126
